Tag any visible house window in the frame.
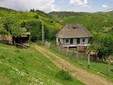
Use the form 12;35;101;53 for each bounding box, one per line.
58;39;60;42
66;39;69;43
73;27;77;29
82;38;85;42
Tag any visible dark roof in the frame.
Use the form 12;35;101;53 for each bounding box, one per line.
56;24;93;38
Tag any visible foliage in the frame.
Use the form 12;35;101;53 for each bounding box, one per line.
50;11;113;57
56;69;73;81
0;17;25;37
0;7;62;42
90;31;113;57
49;46;113;80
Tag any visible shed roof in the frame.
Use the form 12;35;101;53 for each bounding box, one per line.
56;24;93;38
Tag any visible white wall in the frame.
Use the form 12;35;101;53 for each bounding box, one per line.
80;38;89;44
73;39;77;44
56;38;64;44
63;38;70;44
56;37;89;45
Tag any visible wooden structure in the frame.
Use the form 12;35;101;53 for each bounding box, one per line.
13;32;30;47
0;35;12;44
0;28;30;47
56;24;93;50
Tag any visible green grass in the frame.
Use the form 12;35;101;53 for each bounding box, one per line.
0;43;84;85
55;69;73;81
48;46;113;81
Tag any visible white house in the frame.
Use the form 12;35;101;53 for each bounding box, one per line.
56;24;93;47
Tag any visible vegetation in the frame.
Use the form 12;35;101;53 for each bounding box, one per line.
0;7;62;42
1;7;113;84
55;69;73;81
49;45;113;80
49;11;113;59
0;43;84;85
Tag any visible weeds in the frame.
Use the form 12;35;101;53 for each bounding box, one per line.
55;69;73;81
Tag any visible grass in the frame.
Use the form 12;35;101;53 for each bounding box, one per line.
55;69;73;81
0;43;84;85
48;46;113;81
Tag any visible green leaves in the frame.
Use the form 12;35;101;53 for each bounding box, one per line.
90;31;113;56
1;17;25;37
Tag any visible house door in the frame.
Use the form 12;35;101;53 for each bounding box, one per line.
70;38;73;44
77;38;80;44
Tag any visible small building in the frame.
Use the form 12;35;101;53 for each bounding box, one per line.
13;32;30;47
13;27;30;47
0;28;30;47
56;24;92;48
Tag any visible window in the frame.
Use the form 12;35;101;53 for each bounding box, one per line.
73;27;77;29
82;38;85;42
58;39;60;42
66;39;69;43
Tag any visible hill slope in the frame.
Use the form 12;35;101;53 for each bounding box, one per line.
0;7;62;41
0;43;84;85
0;7;61;30
49;11;113;31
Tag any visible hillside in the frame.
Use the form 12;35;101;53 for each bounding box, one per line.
49;11;113;43
0;7;61;29
49;11;113;31
49;11;91;21
49;11;113;21
0;7;62;41
0;43;84;85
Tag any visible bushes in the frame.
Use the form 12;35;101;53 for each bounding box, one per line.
55;69;73;81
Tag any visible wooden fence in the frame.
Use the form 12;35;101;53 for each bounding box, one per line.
49;42;88;62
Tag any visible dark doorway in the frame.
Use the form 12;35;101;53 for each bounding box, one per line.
77;38;80;44
70;38;73;44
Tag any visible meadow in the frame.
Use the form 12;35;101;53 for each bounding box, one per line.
0;43;84;85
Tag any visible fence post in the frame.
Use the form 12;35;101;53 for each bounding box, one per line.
76;52;79;62
106;56;111;76
88;54;90;69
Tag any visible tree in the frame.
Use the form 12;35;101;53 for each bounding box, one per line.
0;17;25;45
89;31;113;75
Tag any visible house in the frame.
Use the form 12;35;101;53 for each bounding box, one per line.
56;24;93;48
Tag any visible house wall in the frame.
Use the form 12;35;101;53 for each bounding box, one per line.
80;38;89;44
63;38;70;44
56;38;64;45
64;38;89;45
73;39;77;44
56;37;89;45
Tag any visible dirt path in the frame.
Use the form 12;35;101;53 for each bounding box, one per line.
34;45;113;85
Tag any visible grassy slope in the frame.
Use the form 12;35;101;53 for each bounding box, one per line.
0;43;84;85
0;7;62;30
49;11;113;31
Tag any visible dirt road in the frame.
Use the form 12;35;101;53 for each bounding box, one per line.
34;45;113;85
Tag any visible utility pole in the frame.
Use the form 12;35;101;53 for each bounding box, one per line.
42;17;44;42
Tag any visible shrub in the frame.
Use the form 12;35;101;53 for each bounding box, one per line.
55;69;73;81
